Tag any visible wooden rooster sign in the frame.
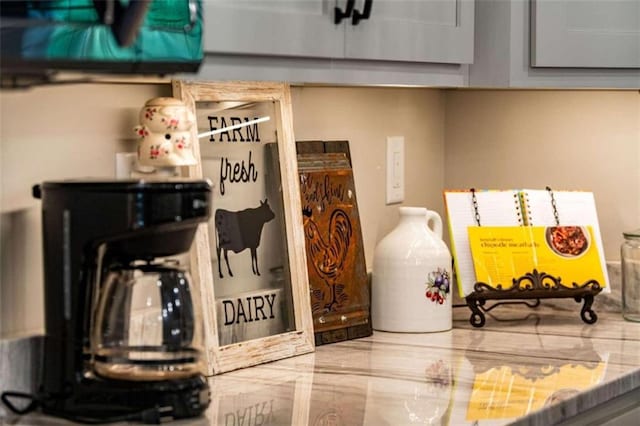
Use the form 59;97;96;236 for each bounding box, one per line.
297;141;372;345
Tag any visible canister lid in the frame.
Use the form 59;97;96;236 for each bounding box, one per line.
143;97;186;107
623;229;640;238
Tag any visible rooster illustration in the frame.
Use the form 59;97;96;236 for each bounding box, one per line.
302;206;353;313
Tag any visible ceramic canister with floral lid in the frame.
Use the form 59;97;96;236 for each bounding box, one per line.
134;97;198;168
371;207;452;332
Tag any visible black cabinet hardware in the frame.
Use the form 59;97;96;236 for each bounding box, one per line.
334;0;355;24
352;0;373;25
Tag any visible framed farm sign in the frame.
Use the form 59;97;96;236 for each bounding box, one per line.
172;80;314;375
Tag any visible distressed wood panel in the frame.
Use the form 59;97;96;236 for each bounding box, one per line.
173;80;314;375
296;141;372;346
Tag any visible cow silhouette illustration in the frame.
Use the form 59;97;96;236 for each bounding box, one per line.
215;199;276;278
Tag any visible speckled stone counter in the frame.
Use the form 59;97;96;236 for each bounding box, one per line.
2;303;639;425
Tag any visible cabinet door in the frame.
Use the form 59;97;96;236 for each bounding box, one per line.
203;0;343;58
531;0;640;68
344;0;475;64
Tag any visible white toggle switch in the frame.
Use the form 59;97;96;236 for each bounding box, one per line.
386;136;404;204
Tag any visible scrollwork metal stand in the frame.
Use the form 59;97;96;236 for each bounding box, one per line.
465;269;602;328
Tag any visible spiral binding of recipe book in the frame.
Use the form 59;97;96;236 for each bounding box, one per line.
444;187;606;328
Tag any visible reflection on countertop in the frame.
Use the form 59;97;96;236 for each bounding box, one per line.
2;305;639;425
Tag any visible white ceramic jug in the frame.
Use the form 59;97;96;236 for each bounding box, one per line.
372;207;452;332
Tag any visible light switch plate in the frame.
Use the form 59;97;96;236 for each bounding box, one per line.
386;136;404;204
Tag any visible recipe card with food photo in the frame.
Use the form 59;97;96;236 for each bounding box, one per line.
444;190;524;297
520;189;609;290
467;225;607;291
444;189;610;296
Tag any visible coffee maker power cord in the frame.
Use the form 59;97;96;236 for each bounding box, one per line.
1;391;172;424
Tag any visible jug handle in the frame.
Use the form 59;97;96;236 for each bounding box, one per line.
426;210;443;239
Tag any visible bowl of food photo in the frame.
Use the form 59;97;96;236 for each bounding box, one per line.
545;226;590;258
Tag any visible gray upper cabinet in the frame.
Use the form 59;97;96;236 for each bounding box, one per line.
203;1;343;58
197;0;474;86
204;0;474;63
470;0;640;88
345;0;474;64
531;0;640;68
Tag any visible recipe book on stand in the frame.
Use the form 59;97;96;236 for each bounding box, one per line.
444;189;610;298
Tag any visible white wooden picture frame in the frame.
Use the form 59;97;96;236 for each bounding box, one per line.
172;80;314;375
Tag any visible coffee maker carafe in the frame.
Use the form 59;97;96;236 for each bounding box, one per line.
32;180;212;423
93;261;200;381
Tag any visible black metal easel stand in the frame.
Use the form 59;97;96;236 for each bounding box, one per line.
465;269;602;328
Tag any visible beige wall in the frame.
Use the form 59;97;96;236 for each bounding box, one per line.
0;84;446;337
0;83;172;337
444;90;640;259
291;86;447;264
1;85;638;337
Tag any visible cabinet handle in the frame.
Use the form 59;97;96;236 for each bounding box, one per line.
334;0;356;24
352;0;373;25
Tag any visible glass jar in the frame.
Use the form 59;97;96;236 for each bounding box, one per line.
621;229;640;322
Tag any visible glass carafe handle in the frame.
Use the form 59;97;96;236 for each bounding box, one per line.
159;270;194;349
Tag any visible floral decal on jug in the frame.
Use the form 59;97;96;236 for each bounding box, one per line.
425;268;450;304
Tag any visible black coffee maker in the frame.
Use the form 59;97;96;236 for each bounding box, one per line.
32;180;212;423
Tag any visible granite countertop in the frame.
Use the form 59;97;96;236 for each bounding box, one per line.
2;303;639;425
